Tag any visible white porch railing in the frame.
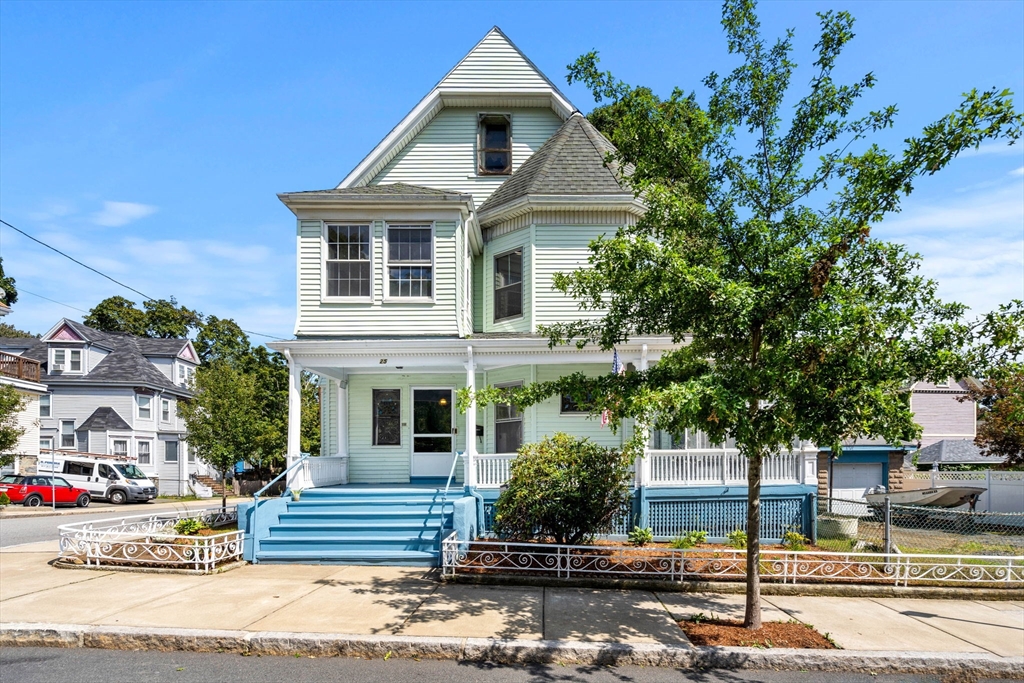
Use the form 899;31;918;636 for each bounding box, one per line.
297;455;349;488
473;449;808;489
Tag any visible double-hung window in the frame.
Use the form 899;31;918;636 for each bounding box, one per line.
478;114;512;174
60;420;75;449
39;394;51;417
137;440;151;465
372;389;401;446
161;399;170;422
137;394;152;419
112;440;128;457
69;349;82;372
325;224;372;298
494;382;523;454
387;225;432;298
494;249;523;321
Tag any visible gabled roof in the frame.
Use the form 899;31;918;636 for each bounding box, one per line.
476;113;639;225
338;27;575;189
79;406;131;431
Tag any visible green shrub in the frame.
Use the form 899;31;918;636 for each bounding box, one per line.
782;530;808;551
628;526;654;547
492;433;634;545
669;530;708;549
726;529;747;549
0;492;10;506
173;518;209;536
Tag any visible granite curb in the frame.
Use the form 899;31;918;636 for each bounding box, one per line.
2;622;1022;675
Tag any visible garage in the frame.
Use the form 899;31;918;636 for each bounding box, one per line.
830;462;884;501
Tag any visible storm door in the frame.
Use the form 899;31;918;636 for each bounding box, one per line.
410;388;455;478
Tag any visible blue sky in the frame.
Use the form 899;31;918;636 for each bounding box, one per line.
1;0;1021;341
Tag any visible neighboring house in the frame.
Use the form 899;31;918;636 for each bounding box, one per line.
816;379;980;501
914;439;1002;469
256;27;819;565
0;319;208;495
0;348;47;475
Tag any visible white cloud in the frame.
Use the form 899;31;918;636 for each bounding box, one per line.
959;143;1024;158
91;201;158;227
1011;166;1024;177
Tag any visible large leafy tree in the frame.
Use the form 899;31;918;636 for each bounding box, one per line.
466;1;1021;629
0;384;28;468
0;258;18;307
85;296;202;338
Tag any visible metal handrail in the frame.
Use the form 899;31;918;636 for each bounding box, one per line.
251;454;309;564
437;451;466;539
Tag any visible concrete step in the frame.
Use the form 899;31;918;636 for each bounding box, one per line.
279;510;452;522
254;549;439;566
269;522;445;538
297;488;444;498
286;500;447;512
259;537;439;552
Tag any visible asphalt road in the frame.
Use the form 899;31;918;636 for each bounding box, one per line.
0;648;995;683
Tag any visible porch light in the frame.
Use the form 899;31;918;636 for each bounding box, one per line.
439;396;448;406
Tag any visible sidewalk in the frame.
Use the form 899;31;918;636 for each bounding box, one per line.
0;497;247;520
1;541;1021;669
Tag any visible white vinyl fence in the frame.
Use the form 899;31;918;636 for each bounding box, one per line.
906;471;1024;513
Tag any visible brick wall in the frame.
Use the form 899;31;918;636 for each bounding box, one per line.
887;451;905;492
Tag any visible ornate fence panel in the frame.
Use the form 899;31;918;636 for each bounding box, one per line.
441;534;1023;587
648;497;804;542
58;506;241;573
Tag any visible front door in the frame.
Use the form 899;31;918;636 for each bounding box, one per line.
410;388;455;478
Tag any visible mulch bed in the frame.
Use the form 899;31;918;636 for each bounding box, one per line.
679;618;836;649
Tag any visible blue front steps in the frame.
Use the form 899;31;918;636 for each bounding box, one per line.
254;487;454;566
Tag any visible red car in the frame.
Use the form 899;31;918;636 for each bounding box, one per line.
0;475;91;507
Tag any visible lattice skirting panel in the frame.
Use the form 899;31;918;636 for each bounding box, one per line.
648;497;805;542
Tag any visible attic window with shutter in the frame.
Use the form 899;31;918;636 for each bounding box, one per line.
478;114;512;175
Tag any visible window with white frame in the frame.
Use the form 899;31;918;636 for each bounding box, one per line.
69;349;82;372
164;441;179;463
39;394;51;417
494;249;523;321
137;394;152;419
60;420;75;448
372;389;401;446
494;382;523;454
112;440;128;457
137;440;151;465
40;436;53;452
325;224;372;298
52;349;65;370
478;114;512;175
187;443;195;463
387;225;432;298
161;399;170;422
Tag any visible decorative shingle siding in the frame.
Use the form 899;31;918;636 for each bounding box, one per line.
370;108;563;208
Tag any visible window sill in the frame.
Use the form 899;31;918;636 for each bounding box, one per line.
493;314;525;324
383;297;435;304
321;296;374;304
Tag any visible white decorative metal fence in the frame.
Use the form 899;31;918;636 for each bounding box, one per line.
441;533;1023;587
58;506;241;573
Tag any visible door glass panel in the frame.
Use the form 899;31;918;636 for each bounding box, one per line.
413;436;452;453
413;389;452;436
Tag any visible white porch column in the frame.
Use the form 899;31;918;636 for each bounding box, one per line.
336;378;348;458
465;345;477;488
801;441;818;485
636;344;650;488
284;350;303;489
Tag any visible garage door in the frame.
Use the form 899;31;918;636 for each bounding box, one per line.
831;463;883;501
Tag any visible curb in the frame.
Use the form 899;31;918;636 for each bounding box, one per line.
2;623;1021;674
0;499;248;520
445;572;1024;601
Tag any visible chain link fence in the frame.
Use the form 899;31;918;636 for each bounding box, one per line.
817;497;1024;557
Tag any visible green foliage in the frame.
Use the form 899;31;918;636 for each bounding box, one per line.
0;492;10;506
85;296;201;339
726;530;748;550
690;612;709;624
173;518;209;536
628;526;654;546
492;433;633;545
0;384;28;468
782;530;808;551
0;323;35;338
670;530;708;549
0;257;18;306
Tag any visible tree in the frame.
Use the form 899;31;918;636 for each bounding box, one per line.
85;296;202;338
0;257;18;307
465;1;1021;629
0;384;28;468
0;323;36;338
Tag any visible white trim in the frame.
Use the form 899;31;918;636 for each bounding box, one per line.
409;386;456;478
371;387;403;448
136;438;153;465
477;195;645;228
136;394;153;420
492;247;525;323
320;220;375;304
383;221;436;303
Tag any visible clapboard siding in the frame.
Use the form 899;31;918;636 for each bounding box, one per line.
911;380;977;446
345;373;473;484
472;255;484;333
440;31;555;92
296;219;463;336
534;364;624;450
482;229;532;334
13;390;41;456
370;108;563;208
533;224;614;328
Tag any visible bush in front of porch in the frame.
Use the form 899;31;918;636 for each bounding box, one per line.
492;433;633;545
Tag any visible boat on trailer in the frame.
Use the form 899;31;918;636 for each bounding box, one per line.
864;486;985;508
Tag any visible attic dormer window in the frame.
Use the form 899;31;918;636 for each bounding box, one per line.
478;114;511;175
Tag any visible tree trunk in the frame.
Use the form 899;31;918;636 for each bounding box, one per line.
221;468;227;512
744;451;763;629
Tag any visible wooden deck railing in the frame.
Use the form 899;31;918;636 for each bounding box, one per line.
0;350;41;382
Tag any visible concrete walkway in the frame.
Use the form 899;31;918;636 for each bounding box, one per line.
1;541;1021;659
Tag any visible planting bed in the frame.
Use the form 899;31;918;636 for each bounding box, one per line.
680;618;837;649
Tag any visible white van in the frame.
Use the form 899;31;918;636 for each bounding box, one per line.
37;452;158;504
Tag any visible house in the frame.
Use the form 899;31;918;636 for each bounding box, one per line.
0;346;47;476
816;379;980;501
0;319;210;495
245;27;818;566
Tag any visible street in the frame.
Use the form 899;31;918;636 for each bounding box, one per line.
0;647;990;683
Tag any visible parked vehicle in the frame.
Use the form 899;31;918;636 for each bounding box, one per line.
37;452;157;504
0;475;91;507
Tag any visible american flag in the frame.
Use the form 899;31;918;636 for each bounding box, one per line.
601;349;624;427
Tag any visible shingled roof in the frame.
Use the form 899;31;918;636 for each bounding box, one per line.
916;439;1004;465
279;183;473;204
0;319;193;396
79;406;131;431
477;113;633;218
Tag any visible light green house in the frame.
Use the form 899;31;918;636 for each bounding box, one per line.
257;27;817;564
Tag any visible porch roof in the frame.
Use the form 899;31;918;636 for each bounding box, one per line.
269;335;682;376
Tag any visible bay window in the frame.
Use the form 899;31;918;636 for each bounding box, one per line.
387;225;432;298
325;223;372;298
494;249;523;321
